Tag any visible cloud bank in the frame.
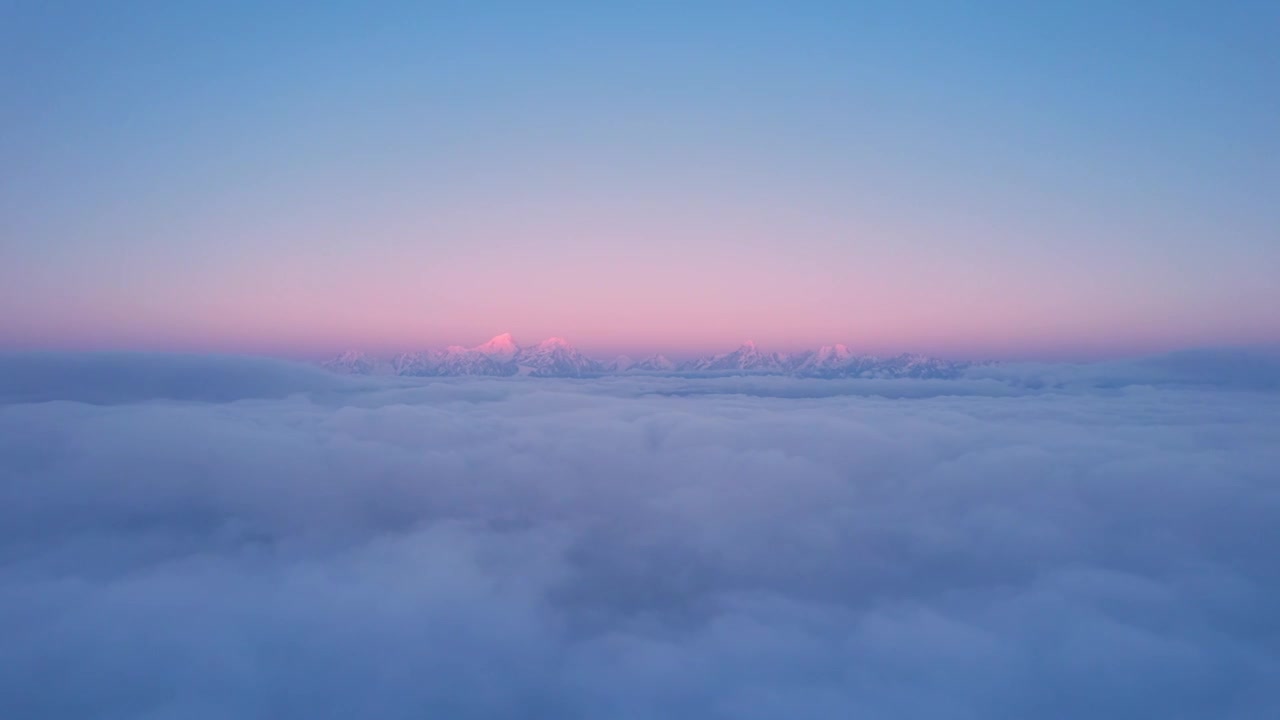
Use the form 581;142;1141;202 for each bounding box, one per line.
1;352;1278;718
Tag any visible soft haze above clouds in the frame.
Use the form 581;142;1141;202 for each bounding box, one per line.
2;350;1278;718
3;1;1279;357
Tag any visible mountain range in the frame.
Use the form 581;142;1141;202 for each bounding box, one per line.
321;334;969;379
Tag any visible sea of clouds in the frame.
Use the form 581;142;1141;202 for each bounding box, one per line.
1;350;1278;719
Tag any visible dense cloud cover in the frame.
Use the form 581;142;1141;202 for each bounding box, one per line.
1;351;1278;718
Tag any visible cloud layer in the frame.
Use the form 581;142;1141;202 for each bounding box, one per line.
1;352;1278;718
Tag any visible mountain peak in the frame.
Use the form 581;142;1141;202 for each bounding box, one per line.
633;354;675;371
321;340;965;379
815;343;853;359
518;337;599;376
474;333;520;357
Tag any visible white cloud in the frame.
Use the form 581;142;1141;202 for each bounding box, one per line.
0;352;1277;718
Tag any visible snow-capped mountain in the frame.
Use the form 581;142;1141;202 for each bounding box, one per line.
377;336;527;377
873;353;966;379
391;350;439;376
608;354;676;373
434;346;518;376
630;354;676;372
515;337;602;377
789;344;880;378
473;332;520;361
794;344;856;372
322;350;389;375
681;341;787;373
321;336;968;379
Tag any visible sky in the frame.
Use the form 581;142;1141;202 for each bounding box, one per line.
2;350;1278;717
2;0;1277;359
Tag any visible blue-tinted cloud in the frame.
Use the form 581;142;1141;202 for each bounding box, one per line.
1;352;1277;718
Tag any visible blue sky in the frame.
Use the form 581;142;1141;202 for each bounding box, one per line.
2;1;1277;357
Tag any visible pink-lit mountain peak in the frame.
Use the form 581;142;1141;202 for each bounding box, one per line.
474;332;520;358
814;344;854;362
687;339;785;372
470;333;576;357
322;337;969;379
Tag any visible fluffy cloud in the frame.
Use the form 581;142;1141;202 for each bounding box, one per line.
1;352;1278;718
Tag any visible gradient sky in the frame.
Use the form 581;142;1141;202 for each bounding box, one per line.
2;0;1277;359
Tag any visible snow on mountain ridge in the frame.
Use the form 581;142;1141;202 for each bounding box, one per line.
631;354;676;372
683;341;786;373
474;332;520;359
322;337;967;379
516;337;600;377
